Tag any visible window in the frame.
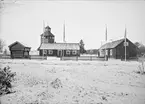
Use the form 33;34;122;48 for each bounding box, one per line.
66;50;70;55
42;50;47;56
48;50;53;54
44;50;47;54
72;50;77;55
124;42;129;46
24;52;28;56
110;49;113;56
105;50;108;55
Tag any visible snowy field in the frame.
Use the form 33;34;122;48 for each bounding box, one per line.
0;59;145;104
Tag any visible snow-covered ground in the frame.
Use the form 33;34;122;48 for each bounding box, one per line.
0;59;145;104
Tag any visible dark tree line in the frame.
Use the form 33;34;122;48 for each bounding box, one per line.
79;39;86;54
134;42;145;55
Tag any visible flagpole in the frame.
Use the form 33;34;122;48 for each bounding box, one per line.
105;24;107;61
63;21;66;43
63;21;66;59
124;27;127;61
43;20;45;58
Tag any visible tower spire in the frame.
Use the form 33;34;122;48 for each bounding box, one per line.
105;24;107;42
47;22;49;26
105;24;108;61
63;21;66;43
43;20;45;33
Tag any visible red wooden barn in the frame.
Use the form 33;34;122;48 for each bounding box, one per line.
8;41;31;59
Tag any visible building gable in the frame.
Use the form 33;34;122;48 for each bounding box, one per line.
9;41;30;51
100;38;126;50
9;42;25;51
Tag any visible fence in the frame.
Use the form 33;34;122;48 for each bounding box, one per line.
0;55;11;59
0;55;47;60
0;54;105;61
61;56;105;61
30;55;47;60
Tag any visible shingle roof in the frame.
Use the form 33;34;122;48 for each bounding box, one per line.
8;41;31;48
38;43;80;50
99;38;124;50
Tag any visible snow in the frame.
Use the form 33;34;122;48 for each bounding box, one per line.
0;59;145;104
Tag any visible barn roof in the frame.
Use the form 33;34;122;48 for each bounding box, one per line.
8;41;31;48
38;43;80;50
99;38;125;50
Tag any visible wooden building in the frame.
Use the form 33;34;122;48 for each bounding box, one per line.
38;25;80;57
9;41;31;59
86;49;99;55
99;38;139;59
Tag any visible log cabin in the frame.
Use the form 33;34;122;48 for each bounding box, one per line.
9;41;31;59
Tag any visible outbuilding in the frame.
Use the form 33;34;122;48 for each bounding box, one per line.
8;41;31;59
99;38;139;59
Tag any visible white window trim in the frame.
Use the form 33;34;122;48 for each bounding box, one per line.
72;50;77;55
110;49;113;56
66;50;70;55
48;50;53;54
44;50;47;54
105;50;108;55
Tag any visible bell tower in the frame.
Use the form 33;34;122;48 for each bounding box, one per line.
41;25;55;44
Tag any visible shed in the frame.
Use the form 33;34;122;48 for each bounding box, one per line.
99;38;139;59
8;41;31;59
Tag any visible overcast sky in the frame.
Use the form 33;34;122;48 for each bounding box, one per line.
0;0;145;50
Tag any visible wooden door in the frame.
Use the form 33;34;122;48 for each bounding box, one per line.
57;50;62;57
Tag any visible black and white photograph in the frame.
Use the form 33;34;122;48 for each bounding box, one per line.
0;0;145;103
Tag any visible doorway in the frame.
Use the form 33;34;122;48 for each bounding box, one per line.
57;50;62;57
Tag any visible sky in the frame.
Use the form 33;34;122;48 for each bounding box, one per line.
0;0;145;50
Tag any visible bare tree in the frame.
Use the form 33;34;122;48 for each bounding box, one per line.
134;42;145;55
0;0;18;9
0;38;5;53
3;48;7;55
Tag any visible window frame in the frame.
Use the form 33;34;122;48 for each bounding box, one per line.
48;50;53;55
110;49;113;56
66;50;71;55
42;49;47;56
105;50;108;55
44;50;47;54
72;50;77;55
